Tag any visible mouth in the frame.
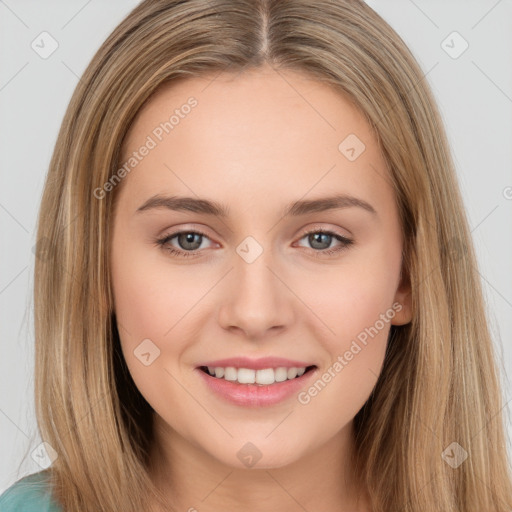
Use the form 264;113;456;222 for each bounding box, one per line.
198;365;317;386
194;356;319;406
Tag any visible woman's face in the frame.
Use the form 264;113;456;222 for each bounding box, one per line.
110;65;411;471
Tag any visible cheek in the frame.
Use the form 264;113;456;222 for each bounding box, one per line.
111;260;165;340
312;246;400;336
302;237;401;382
110;240;214;385
297;273;394;419
111;239;200;338
110;247;192;410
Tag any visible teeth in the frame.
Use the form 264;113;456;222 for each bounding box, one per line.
274;367;288;382
204;366;309;385
287;367;298;379
224;367;237;381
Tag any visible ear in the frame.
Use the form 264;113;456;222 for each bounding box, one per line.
391;266;412;326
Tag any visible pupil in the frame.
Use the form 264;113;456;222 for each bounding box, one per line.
310;232;331;250
179;232;201;250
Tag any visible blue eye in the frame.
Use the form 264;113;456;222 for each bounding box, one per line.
297;229;354;257
155;228;353;259
155;229;212;259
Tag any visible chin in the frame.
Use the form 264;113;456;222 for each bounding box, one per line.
207;438;305;471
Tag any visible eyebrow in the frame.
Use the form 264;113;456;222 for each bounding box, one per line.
135;193;377;218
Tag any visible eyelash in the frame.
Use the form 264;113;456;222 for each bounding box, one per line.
154;228;354;260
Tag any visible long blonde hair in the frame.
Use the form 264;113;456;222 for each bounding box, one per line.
32;1;512;510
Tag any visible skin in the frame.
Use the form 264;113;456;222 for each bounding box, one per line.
110;63;412;512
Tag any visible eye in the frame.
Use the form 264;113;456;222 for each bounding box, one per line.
154;227;354;259
155;229;214;259
296;228;354;258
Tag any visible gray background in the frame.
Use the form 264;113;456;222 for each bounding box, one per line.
1;0;511;493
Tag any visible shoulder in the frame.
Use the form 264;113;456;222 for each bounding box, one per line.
0;470;62;512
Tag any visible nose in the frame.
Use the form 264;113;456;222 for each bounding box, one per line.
217;245;295;340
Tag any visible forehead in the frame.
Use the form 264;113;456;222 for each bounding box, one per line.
123;65;370;152
116;65;391;217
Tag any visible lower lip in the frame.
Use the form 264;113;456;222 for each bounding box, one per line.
195;367;318;407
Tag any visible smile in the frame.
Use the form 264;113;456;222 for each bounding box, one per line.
199;365;316;386
195;358;319;407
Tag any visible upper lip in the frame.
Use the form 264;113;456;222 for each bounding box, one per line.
197;357;316;370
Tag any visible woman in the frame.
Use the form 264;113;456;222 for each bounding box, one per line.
1;0;511;511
